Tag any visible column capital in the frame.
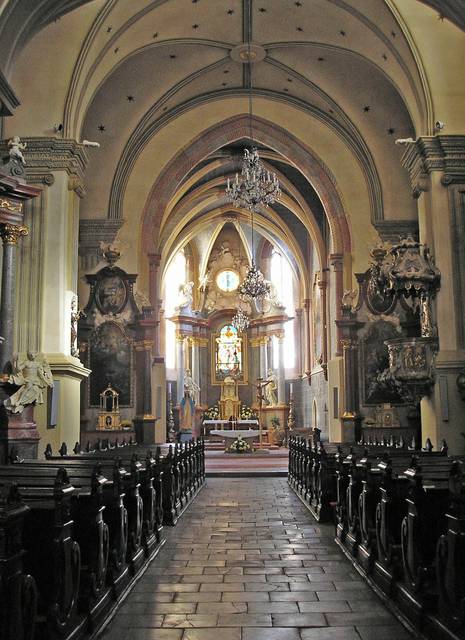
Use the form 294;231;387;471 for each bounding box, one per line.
175;333;186;343
0;223;28;245
329;253;343;270
149;253;162;268
134;339;153;352
340;338;357;350
401;135;465;196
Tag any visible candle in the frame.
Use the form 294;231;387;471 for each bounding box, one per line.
289;382;293;397
168;382;172;397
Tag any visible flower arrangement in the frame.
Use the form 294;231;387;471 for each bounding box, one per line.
240;404;258;420
228;435;252;453
203;404;220;420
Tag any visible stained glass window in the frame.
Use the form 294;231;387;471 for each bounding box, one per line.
216;269;240;292
215;324;242;378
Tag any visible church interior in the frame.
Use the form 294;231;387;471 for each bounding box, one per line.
0;1;465;639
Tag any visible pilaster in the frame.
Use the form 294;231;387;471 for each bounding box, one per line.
401;135;465;452
4;138;93;451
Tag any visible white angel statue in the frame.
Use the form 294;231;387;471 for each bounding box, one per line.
8;136;27;165
4;351;54;414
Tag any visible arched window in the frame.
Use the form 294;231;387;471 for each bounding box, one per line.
215;324;243;379
270;250;296;370
164;250;187;371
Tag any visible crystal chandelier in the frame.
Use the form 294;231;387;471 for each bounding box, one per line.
231;307;250;332
238;261;271;300
224;0;280;214
226;149;280;213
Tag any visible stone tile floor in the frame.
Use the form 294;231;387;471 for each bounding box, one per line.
102;478;414;640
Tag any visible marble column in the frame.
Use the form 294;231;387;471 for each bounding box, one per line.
176;334;185;404
0;223;28;371
277;334;285;404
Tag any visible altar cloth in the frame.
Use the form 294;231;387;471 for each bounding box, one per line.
210;429;259;439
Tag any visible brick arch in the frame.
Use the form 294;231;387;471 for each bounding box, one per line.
140;114;352;257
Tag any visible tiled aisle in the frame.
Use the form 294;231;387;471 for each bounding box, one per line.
103;478;413;640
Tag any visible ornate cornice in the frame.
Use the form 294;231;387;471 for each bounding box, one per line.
78;218;123;270
0;138;89;185
374;220;419;242
401;136;465;196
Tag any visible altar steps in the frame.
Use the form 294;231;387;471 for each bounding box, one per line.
204;445;289;476
204;440;281;451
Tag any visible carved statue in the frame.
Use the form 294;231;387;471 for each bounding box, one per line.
4;352;54;414
341;289;357;310
183;368;200;404
8;136;27;165
265;368;278;406
175;281;194;311
70;295;85;357
198;271;211;292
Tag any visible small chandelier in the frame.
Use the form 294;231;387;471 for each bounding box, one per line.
231;308;250;332
226;148;280;213
238;261;271;300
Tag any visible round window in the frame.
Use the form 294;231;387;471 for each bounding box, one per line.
216;269;240;292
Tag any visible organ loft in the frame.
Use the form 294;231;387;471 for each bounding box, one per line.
0;2;464;640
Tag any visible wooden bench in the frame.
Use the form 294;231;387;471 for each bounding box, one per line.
0;467;83;640
0;482;38;640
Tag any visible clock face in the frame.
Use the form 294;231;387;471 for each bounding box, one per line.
216;269;240;292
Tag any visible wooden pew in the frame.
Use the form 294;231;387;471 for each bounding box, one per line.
0;467;83;640
436;479;465;634
0;482;38;640
0;462;114;633
396;457;463;626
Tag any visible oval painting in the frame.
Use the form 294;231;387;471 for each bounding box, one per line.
96;274;127;315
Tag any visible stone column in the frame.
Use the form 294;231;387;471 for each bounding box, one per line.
303;298;311;375
191;337;200;405
176;334;185;404
330;253;344;358
148;253;162;356
277;333;286;404
401;136;465;453
133;339;156;444
0;223;28;370
319;275;328;376
259;336;268;379
336;312;364;443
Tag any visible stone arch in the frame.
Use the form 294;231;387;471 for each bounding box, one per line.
140;114;352;258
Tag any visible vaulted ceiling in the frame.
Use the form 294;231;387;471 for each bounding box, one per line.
1;0;463;287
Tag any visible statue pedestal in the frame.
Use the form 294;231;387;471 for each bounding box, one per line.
0;403;40;463
133;416;156;445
